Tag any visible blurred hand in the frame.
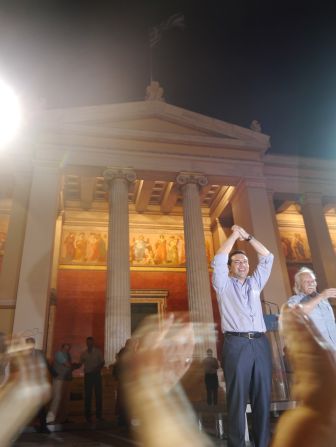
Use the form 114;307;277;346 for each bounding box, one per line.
122;314;195;394
271;305;336;447
319;288;336;300
121;314;213;447
0;338;51;446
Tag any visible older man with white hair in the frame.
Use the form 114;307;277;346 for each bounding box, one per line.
288;267;336;348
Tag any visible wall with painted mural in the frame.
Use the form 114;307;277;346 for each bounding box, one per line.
276;204;312;264
279;230;311;262
325;211;336;254
60;227;213;267
0;216;9;271
61;229;107;265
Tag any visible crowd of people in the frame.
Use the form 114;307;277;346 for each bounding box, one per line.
0;223;336;447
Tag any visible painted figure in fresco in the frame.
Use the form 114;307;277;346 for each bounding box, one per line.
134;235;147;262
144;238;155;265
64;232;76;261
0;231;6;254
154;234;167;264
293;233;306;260
74;233;88;262
178;235;186;264
281;236;294;260
96;233;107;263
87;233;103;262
87;233;97;261
129;237;135;263
167;235;179;264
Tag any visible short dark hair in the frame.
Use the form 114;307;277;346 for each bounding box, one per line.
228;250;247;266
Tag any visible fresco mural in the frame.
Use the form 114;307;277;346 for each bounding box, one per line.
61;229;108;265
60;228;213;267
0;217;9;256
279;229;311;262
329;230;336;254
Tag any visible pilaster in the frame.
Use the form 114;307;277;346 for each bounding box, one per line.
301;192;336;289
231;179;289;308
12;161;61;348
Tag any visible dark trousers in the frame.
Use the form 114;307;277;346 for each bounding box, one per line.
38;406;48;430
222;334;272;447
205;373;219;405
84;371;102;419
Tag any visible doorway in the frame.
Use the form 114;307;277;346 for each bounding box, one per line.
130;289;168;333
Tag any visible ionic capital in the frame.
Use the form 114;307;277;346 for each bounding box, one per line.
103;167;136;190
176;172;208;189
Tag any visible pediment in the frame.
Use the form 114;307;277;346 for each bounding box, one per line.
41;100;270;152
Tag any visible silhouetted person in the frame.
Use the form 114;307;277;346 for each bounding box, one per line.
202;348;219;405
79;336;104;422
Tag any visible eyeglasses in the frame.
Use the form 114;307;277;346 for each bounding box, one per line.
231;259;249;265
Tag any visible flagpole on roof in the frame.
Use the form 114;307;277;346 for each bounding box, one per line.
149;37;153;83
148;13;185;84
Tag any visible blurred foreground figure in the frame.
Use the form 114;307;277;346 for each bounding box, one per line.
121;314;213;447
0;338;51;446
271;304;336;447
121;310;336;447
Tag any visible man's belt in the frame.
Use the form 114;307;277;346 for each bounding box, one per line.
225;331;264;339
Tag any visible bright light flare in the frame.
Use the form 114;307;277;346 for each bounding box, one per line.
0;80;22;148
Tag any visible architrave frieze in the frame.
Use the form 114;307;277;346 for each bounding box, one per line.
35;143;264;186
264;154;336;196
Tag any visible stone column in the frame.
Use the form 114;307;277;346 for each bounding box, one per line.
301;192;336;290
231;179;289;308
0;171;32;334
103;167;136;365
176;172;216;357
12;162;61;349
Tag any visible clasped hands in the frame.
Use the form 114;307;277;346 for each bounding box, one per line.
231;224;250;241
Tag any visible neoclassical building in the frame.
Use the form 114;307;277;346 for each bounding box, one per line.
0;84;336;366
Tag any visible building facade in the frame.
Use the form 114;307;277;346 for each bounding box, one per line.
0;88;336;365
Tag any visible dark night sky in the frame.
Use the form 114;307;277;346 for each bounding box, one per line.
1;0;336;158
